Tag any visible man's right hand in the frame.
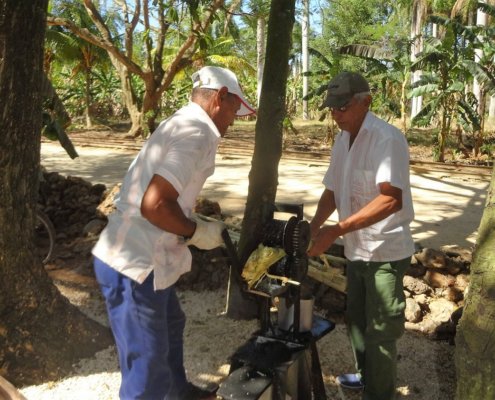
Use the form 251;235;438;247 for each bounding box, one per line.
186;217;225;250
307;224;342;257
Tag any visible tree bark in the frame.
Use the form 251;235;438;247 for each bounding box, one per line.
301;0;309;120
226;0;296;319
455;165;495;399
0;0;112;386
256;16;265;106
410;0;426;118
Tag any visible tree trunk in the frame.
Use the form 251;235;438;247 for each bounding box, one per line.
410;0;426;118
256;16;266;106
0;0;112;387
84;68;93;128
472;2;487;157
301;0;309;120
455;166;495;399
226;0;296;319
110;55;143;138
472;1;487;115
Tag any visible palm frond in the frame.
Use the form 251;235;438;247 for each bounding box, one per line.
463;60;495;93
339;44;393;61
308;47;334;69
411;98;441;127
477;1;495;18
408;83;439;98
457;98;481;132
446;81;465;93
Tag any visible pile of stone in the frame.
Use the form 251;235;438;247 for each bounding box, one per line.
39;170;108;240
403;246;470;339
38;171;110;271
306;245;471;340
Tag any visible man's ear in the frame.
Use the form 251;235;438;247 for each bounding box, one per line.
217;86;229;101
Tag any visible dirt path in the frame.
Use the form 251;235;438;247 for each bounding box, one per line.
41;141;491;250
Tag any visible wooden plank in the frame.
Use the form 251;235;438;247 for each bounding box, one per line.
308;259;347;293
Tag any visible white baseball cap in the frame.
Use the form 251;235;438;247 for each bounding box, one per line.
191;66;256;116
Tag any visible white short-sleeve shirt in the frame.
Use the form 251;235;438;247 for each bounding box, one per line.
323;112;415;262
92;102;221;289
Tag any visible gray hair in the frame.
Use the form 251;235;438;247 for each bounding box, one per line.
353;91;371;102
191;87;217;102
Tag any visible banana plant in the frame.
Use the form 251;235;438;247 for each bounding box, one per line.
339;40;413;131
409;15;481;162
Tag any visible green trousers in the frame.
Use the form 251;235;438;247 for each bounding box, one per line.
346;257;410;400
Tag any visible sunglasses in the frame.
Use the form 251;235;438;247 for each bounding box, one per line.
330;100;353;113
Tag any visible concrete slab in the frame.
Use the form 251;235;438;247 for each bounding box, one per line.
41;142;491;250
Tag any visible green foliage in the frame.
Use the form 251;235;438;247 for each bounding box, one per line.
408;11;493;161
431;0;458;14
304;0;411;120
41;111;79;159
480;143;495;157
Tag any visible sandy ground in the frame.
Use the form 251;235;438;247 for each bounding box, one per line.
20;284;456;400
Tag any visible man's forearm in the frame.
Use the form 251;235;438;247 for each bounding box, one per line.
338;193;401;235
310;189;336;235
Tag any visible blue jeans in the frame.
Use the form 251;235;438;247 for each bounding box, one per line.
346;257;410;400
94;258;187;400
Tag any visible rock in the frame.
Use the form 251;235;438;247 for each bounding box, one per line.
405;259;427;277
405;298;422;323
424;270;455;289
415;248;447;269
441;287;464;303
445;258;464;275
428;298;457;324
403;275;431;295
90;183;107;197
83;219;107;237
96;184;120;218
405;318;440;336
455;273;470;292
195;197;221;217
413;293;429;306
440;245;472;264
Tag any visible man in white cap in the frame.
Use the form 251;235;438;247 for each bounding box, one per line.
308;71;414;400
92;66;255;400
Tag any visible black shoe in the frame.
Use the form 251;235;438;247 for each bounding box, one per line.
178;382;218;400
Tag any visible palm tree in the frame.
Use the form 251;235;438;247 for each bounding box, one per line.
46;28;110;128
238;0;271;106
301;0;310;119
410;0;429;119
48;0;228;138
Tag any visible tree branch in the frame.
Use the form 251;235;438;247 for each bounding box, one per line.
158;0;225;95
47;15;143;76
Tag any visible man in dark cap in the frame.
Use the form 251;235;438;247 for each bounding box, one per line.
308;71;415;400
